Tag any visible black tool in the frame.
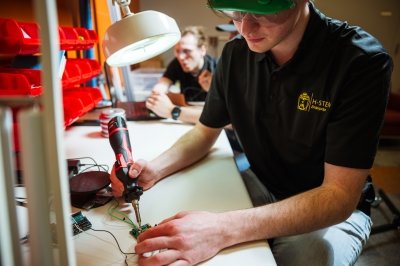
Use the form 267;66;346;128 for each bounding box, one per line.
108;115;143;227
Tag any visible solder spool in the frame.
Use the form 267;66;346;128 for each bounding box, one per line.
99;108;126;138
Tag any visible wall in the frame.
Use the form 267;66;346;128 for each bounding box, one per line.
316;0;400;92
0;0;77;26
141;0;399;92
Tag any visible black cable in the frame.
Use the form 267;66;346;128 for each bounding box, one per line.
68;156;109;173
90;228;136;266
69;156;98;167
78;164;109;173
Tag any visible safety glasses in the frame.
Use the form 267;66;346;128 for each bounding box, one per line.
218;2;296;25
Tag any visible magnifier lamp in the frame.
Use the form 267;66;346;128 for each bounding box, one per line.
103;0;181;67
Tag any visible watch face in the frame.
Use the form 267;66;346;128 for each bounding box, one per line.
171;106;181;120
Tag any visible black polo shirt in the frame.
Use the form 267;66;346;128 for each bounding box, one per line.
163;54;217;101
200;4;393;199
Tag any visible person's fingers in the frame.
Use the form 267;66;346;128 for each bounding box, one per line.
147;94;159;105
138;248;183;266
136;235;170;252
137;221;180;243
129;159;147;178
168;259;189;266
129;165;141;178
145;99;154;110
199;70;211;79
110;167;124;197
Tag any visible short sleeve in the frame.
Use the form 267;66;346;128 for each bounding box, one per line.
325;52;393;168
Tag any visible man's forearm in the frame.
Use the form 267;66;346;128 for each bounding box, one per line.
178;106;203;124
219;179;365;248
151;124;222;181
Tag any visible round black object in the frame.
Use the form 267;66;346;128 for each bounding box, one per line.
70;171;111;209
70;171;110;194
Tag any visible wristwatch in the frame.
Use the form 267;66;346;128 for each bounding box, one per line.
171;106;181;120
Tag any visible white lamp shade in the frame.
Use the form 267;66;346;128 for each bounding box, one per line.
103;10;181;67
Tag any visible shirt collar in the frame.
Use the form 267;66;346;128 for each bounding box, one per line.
287;3;328;74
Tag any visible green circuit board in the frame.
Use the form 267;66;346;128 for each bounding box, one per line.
130;223;152;239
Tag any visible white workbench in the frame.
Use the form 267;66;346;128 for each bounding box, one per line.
21;119;277;265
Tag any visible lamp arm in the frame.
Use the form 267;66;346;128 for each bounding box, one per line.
113;0;133;17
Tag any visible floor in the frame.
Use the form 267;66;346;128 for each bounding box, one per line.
355;140;400;266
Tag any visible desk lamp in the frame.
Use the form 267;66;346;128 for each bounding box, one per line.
103;0;181;67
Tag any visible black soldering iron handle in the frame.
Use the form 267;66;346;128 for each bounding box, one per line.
108;116;143;202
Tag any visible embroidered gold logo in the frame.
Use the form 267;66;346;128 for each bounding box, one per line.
297;92;331;112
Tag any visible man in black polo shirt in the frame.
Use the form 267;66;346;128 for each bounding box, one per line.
146;26;217;124
112;0;393;265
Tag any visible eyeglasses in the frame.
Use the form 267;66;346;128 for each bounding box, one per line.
174;48;196;57
218;3;296;24
220;11;269;21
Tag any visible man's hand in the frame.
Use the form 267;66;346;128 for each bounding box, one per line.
110;159;159;198
198;70;212;92
146;92;175;119
135;211;228;266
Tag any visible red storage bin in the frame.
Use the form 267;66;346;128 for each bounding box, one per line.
62;59;101;88
76;59;93;80
0;18;99;53
1;17;103;127
64;89;94;114
59;26;79;50
86;59;101;77
74;87;102;106
62;60;82;88
86;29;99;47
0;69;42;96
63;96;85;127
59;26;98;50
0;18;41;55
74;27;91;50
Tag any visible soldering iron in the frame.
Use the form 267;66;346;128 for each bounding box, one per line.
108;115;143;228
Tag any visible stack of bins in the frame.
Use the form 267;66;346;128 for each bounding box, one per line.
0;17;103;154
58;25;102;126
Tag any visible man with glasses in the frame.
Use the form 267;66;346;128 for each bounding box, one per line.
112;0;392;265
146;26;217;124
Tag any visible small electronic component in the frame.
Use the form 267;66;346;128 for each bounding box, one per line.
130;224;152;239
71;211;92;235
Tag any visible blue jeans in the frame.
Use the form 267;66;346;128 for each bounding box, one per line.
241;169;372;266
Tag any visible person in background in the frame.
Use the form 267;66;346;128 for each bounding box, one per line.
145;26;217;124
112;0;393;265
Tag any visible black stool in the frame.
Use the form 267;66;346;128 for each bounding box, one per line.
371;188;400;234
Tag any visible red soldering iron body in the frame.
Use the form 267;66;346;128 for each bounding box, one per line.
108;116;143;226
